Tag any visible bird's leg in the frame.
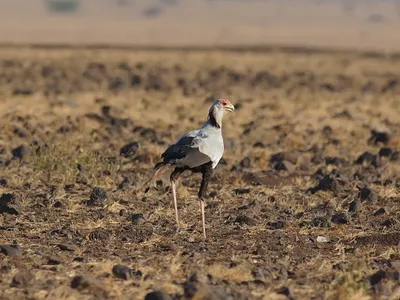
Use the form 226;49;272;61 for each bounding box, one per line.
200;199;206;240
198;162;213;240
170;168;185;234
171;180;179;231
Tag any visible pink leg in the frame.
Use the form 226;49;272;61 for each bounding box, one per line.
200;200;206;240
171;180;179;231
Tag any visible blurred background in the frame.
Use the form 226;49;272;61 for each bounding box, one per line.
1;0;400;52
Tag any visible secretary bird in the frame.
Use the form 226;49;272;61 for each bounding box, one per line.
147;98;235;239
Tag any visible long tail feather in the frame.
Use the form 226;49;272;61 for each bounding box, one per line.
142;162;172;193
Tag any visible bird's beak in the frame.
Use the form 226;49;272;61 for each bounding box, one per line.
225;104;235;112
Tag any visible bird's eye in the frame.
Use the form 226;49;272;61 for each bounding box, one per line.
220;99;228;106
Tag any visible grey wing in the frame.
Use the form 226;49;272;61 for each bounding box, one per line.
161;131;211;168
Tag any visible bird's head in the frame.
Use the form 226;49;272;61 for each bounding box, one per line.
208;98;235;128
212;98;235;113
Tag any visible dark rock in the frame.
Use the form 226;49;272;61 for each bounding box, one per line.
234;103;243;110
13;88;33;96
131;213;145;225
234;188;251;195
119;209;128;217
130;74;142;87
70;275;102;291
118;178;131;190
276;286;295;300
142;6;163;18
144;291;172;300
333;110;352;119
11;270;33;287
88;229;111;241
357;187;377;202
0;178;7;186
354;152;376;166
267;220;285;229
234;215;257;226
391;151;400;161
381;219;395;227
12;145;31;160
0;244;21;256
112;264;141;280
53;201;63;209
348;200;359;214
307;175;342;194
71;276;87;289
322;125;333;136
368;130;390;146
145;73;167;91
57;243;77;252
0;193;20;215
120;142;139;157
370;270;387;286
90;187;107;203
374;208;386;216
308;217;331;228
325;156;347;166
108;77;126;91
270;151;301;171
331;213;348;224
184;281;198;298
253;141;265;148
270;151;301;165
159;243;178;251
47;255;62;265
379;147;393;158
239;156;252;168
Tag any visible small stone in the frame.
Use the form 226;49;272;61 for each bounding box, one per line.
90;187;107;203
120;142;139;157
0;193;20;215
0;244;21;256
119;209;128;217
234;215;257;226
234;188;251;195
144;291;172;300
11;270;33;287
374;208;386;216
118;178;130;190
307;175;342;194
112;264;141;280
47;256;62;265
316;236;330;243
368;130;390;146
357;187;376;202
348;200;359;214
57;243;77;252
331;213;348;224
381;219;395;227
276;286;294;298
131;213;145;225
379;147;393;158
355;152;376;166
160;243;178;251
267;221;285;229
370;270;387;286
12;145;31;160
88;229;111;241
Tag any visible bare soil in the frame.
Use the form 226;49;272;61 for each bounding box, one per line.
0;47;400;300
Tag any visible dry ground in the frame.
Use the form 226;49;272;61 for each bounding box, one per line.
1;47;400;299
